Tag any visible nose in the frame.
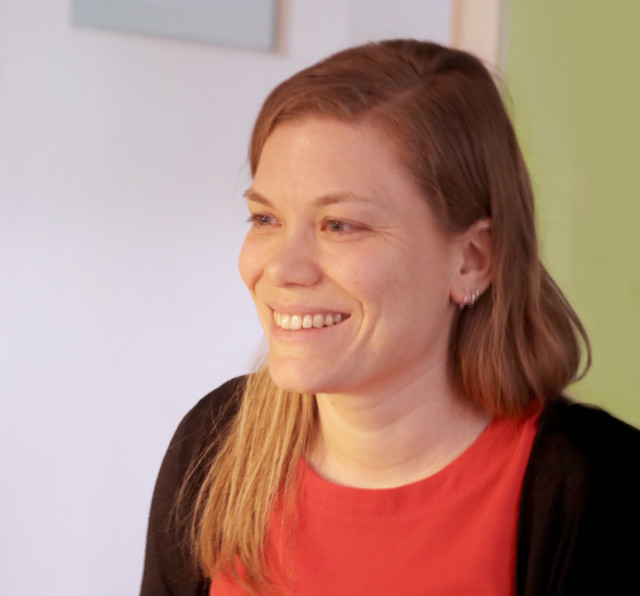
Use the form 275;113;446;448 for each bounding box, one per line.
265;229;323;287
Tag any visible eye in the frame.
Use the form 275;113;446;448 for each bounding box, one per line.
323;219;363;233
328;220;346;232
247;213;278;227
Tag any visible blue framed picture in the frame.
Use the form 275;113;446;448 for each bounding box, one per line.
72;0;279;52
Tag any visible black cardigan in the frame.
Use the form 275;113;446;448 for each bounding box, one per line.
141;377;640;595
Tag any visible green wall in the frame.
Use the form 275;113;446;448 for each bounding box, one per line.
505;0;640;425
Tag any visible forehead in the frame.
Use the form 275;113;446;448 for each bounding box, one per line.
252;118;422;209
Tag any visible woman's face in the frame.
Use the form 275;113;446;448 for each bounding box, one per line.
239;118;461;397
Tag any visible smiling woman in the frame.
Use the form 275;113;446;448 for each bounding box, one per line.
141;40;640;596
240;119;467;402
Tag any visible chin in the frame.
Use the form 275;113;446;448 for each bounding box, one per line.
268;359;338;396
268;367;315;395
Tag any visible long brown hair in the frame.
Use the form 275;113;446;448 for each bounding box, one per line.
190;39;590;591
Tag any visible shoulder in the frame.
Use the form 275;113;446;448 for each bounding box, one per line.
520;395;640;527
530;395;640;475
168;375;246;460
517;396;640;595
140;376;246;596
523;395;640;521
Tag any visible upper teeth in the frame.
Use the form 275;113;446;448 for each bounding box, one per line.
274;311;344;330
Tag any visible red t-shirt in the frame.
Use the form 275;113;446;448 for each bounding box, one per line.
211;410;539;595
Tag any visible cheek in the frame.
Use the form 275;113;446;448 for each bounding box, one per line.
336;249;386;287
356;254;404;296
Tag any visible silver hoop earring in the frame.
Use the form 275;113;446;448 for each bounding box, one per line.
460;288;480;309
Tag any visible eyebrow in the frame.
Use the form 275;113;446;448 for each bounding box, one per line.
243;188;377;208
243;189;273;207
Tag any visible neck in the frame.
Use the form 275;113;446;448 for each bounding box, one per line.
309;371;491;489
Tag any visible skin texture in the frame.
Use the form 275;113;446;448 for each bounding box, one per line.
239;118;492;488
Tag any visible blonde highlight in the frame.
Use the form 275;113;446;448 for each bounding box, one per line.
190;367;316;592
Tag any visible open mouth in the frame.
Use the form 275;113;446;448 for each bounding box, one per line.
273;311;350;330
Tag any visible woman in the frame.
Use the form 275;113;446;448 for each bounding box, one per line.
141;40;640;595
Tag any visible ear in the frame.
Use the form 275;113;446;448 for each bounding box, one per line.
450;218;492;307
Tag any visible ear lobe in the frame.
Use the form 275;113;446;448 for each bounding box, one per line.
451;218;492;306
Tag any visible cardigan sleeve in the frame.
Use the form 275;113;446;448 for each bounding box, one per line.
517;396;640;595
140;377;244;596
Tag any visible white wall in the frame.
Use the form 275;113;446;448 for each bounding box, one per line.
0;1;450;594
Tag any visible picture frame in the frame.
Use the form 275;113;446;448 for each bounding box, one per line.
72;0;279;52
